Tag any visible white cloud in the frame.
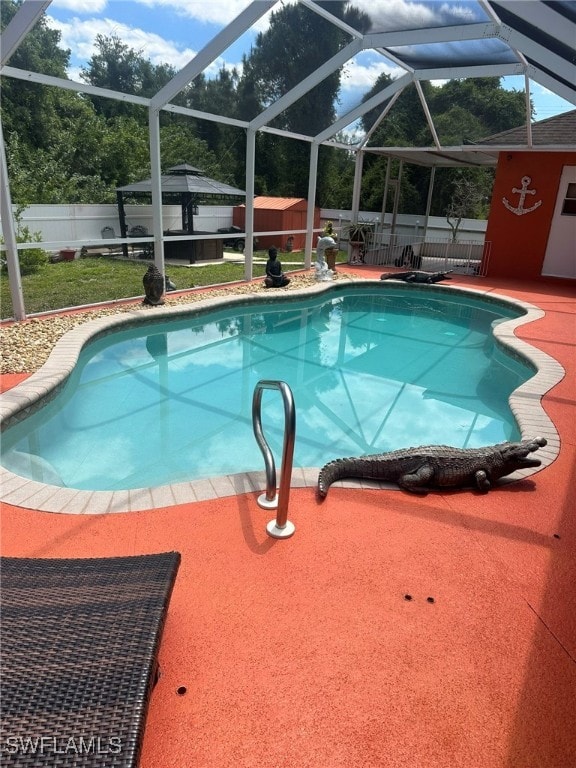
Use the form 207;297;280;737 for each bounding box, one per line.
354;0;438;30
354;0;477;30
336;55;403;133
45;0;261;80
51;0;108;11
46;14;198;71
133;0;270;29
51;0;254;26
438;2;477;23
341;57;402;93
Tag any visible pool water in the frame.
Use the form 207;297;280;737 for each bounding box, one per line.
1;288;533;491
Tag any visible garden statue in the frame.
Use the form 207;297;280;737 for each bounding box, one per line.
315;236;338;281
323;220;336;238
394;244;422;269
142;264;165;305
165;275;176;291
264;247;291;287
380;269;453;284
318;437;547;496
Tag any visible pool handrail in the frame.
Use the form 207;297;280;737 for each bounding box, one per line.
252;380;296;539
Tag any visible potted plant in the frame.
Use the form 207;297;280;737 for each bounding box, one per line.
343;221;374;263
344;221;374;244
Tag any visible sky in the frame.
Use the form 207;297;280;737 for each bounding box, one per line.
42;0;574;128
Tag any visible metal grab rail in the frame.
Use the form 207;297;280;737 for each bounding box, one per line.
252;380;296;539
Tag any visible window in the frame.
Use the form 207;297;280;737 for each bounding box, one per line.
561;182;576;215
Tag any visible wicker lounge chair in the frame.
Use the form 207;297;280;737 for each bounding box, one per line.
0;552;181;767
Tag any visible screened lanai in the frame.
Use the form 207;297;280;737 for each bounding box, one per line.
1;0;575;319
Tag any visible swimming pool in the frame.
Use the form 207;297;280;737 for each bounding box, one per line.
0;282;547;494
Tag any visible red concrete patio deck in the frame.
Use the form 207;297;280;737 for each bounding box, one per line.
1;267;575;768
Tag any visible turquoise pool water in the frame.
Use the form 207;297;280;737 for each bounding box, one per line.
1;287;533;491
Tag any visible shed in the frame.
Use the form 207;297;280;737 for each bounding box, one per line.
233;197;320;252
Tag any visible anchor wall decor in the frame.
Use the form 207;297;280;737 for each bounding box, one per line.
502;176;543;216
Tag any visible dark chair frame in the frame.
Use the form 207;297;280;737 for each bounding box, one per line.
0;552;181;767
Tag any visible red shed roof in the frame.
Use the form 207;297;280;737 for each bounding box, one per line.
252;197;308;210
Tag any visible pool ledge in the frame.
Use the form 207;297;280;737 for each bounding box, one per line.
0;280;564;514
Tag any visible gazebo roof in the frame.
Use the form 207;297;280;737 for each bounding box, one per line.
117;164;246;199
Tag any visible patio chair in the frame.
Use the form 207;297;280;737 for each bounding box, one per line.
100;225;117;255
0;551;181;767
128;225;154;259
101;225;116;239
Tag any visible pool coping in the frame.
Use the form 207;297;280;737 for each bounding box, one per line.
0;279;564;514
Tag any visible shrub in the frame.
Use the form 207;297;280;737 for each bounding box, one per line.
17;245;49;275
1;211;48;275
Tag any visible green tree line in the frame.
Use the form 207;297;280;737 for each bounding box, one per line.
1;0;527;219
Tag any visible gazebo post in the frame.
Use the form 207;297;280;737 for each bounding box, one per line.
116;191;129;260
181;191;195;263
182;192;195;233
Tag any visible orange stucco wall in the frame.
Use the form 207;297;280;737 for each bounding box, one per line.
484;152;576;280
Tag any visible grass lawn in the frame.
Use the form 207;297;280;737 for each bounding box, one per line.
0;254;286;319
0;250;348;319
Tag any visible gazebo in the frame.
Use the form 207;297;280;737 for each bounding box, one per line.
116;164;246;261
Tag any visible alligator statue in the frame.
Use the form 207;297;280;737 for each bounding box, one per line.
380;270;453;283
317;437;547;497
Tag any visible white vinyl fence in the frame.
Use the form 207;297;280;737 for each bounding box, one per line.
0;204;238;251
2;205;487;255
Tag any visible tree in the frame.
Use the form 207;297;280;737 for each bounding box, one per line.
318;140;356;208
237;1;371;200
157;125;225;180
359;80;439;213
1;1;124;204
1;3;148;203
181;67;246;184
0;0;70;149
80;34;175;121
5;125;113;204
432;77;529;134
445;174;486;241
358;75;526;216
1;1;529;212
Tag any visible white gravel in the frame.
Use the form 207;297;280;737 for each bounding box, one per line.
1;273;353;375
